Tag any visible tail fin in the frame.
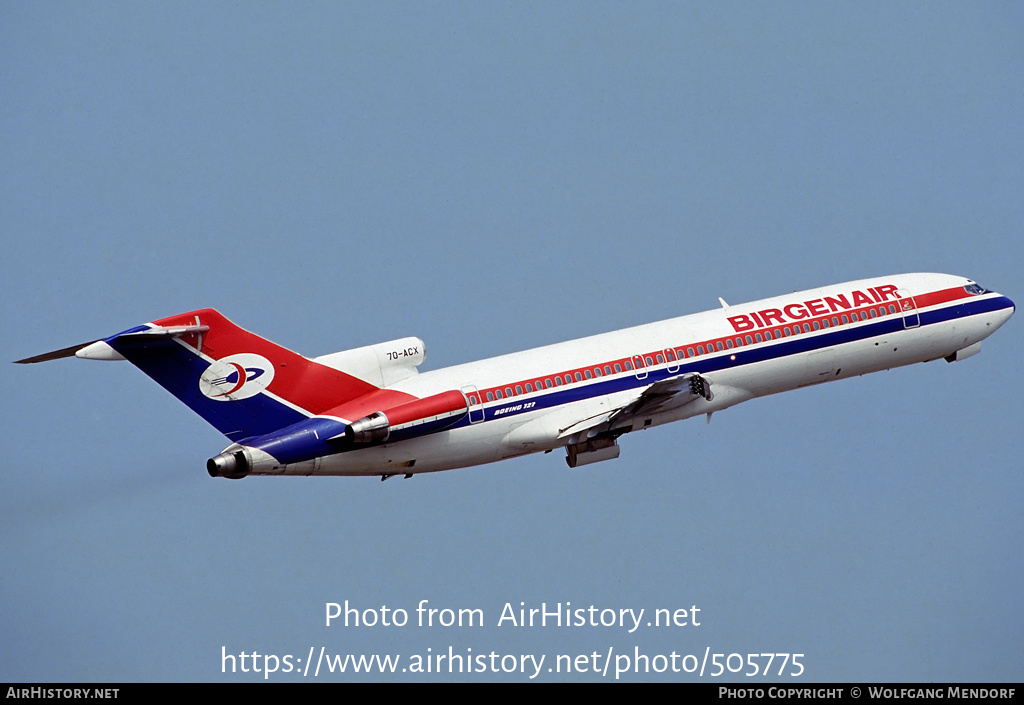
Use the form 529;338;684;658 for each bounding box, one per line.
20;309;381;443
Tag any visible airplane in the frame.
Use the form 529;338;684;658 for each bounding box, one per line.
16;273;1013;480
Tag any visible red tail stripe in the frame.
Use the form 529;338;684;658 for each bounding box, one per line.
152;309;382;415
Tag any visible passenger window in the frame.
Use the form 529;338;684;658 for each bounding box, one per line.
754;334;762;343
515;385;522;395
545;379;553;388
624;361;633;370
726;339;734;349
525;383;533;392
745;335;753;344
574;372;582;382
486;392;494;401
687;348;695;357
614;364;622;373
495;390;503;399
584;370;592;379
554;378;562;386
469;395;478;405
656;354;664;364
716;342;724;351
605;366;612;375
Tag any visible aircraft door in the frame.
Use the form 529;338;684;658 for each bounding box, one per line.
665;348;680;374
632;355;648;380
897;288;920;329
462;386;485;424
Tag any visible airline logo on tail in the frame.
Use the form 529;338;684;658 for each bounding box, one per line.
199;353;275;401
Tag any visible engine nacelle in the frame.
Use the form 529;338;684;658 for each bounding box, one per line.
346;411;391;445
207;390;470;476
313;337;425;387
207;448;251;479
346;390;469;446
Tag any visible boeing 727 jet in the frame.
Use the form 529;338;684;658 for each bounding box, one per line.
17;273;1013;479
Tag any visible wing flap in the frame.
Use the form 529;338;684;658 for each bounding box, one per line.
556;372;714;441
619;371;713;418
557;409;619;440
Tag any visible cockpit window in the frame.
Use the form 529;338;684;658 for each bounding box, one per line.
965;283;988;295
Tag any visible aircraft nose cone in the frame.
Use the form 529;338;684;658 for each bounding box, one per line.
991;294;1015;329
1000;294;1014;316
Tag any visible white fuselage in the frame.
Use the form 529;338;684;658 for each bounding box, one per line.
254;273;1012;477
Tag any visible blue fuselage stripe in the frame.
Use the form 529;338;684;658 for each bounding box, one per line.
450;295;1012;430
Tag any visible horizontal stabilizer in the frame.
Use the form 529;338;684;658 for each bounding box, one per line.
14;325;209;364
15;341;101;364
121;325;210;339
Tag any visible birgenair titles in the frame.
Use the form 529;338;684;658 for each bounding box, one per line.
17;273;1013;480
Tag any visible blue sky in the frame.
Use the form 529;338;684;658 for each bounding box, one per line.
2;2;1021;682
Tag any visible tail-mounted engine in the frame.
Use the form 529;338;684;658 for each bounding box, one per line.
207;448;251;479
313;337;426;387
345;390;470;446
345;411;390;445
204;389;472;477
